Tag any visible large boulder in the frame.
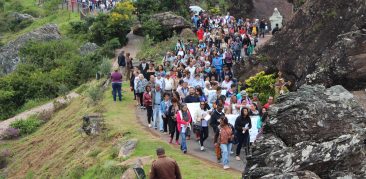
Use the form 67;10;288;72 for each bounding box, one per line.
151;12;192;30
236;0;366;91
247;85;366;178
10;12;35;22
0;24;61;75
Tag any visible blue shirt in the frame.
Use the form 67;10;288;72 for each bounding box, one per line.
154;90;162;105
212;56;223;70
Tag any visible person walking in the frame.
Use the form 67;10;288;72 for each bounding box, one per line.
176;103;192;154
234;107;252;160
152;84;163;131
195;101;210;151
117;51;126;75
168;98;181;144
150;148;182;179
210;103;225;162
161;93;172;134
110;67;123;102
125;53;133;81
136;74;148;109
143;85;153;127
216;116;234;169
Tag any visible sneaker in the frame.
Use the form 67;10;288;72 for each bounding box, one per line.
223;165;230;170
183;150;187;154
200;146;204;151
148;124;151;128
230;151;234;155
175;140;180;145
235;156;241;161
169;138;173;143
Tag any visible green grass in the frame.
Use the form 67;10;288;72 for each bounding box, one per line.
0;82;240;178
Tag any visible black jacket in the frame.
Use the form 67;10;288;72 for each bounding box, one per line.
234;115;252;134
210;110;224;129
184;95;200;103
118;55;126;67
138;63;149;78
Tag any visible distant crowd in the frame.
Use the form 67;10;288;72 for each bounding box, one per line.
109;11;289;170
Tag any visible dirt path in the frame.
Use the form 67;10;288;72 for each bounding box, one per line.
113;31;144;67
135;107;247;173
0;92;79;139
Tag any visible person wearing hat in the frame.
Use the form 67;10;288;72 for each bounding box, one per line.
110;66;123;102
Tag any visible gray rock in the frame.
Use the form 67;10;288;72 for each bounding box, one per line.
0;24;61;75
261;170;321;179
10;12;35;22
80;42;99;55
118;139;138;158
151;12;192;30
247;85;366;178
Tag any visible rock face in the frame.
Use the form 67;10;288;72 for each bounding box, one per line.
151;12;192;30
10;12;35;22
236;0;366;91
247;85;366;178
118;139;138;158
0;24;61;75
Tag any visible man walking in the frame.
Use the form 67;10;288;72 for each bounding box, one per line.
152;84;163;131
150;148;182;179
118;51;126;75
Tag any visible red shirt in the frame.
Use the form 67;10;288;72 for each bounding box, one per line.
263;103;271;109
197;29;204;41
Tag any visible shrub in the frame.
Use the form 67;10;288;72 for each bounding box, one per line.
99;58;112;78
141;18;172;42
245;71;276;104
87;85;104;105
58;84;69;98
1;127;20;140
68;165;86;179
99;38;121;58
10;117;43;136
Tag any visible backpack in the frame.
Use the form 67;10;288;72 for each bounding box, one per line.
225;51;233;64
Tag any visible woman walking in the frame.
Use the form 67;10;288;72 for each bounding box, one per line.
143;85;153;127
168;98;180;144
136;74;148;109
216;116;234;169
234;107;252;161
176;103;192;154
110;67;123;102
195;101;210;151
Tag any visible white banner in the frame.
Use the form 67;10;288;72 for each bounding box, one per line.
226;114;259;142
186;103;200;123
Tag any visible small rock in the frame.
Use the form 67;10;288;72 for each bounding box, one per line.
80;42;99;55
118;139;138;158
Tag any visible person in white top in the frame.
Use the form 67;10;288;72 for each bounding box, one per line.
195;101;210;151
185;61;196;79
221;75;233;90
203;81;211;97
164;74;175;92
155;73;165;91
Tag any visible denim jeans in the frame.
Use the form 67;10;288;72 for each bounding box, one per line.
180;128;187;152
153;105;162;129
112;83;122;101
220;143;232;166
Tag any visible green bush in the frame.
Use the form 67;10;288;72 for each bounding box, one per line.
141;18;172;42
245;71;276;104
99;38;121;58
99;58;112;77
67;165;86;179
87;85;104;105
10;116;43;136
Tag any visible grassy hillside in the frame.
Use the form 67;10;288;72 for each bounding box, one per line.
0;82;241;178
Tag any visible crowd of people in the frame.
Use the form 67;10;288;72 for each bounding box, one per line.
79;0;120;12
110;11;289;170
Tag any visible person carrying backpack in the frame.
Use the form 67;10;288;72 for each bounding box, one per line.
118;51;126;75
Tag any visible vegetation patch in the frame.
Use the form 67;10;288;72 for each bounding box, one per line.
10;116;43;136
245;71;276;104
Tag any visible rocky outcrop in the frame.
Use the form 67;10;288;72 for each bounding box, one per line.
247;85;366;178
151;12;192;30
236;0;366;91
118;139;138;158
80;42;99;55
0;24;61;75
10;12;35;22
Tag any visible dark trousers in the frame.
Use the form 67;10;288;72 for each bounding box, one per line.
138;93;143;106
112;83;122;101
162;116;168;132
169;120;179;140
200;126;208;146
236;132;250;156
146;106;153;124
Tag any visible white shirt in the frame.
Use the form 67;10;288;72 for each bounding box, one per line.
186;66;196;78
164;78;174;90
221;80;233;90
155;77;164;89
